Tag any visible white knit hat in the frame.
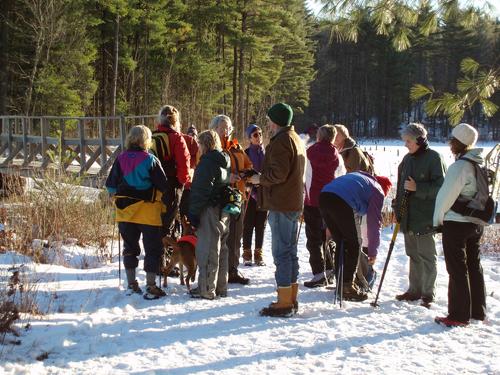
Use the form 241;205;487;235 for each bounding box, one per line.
452;123;478;147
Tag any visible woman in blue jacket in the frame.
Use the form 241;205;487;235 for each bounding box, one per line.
319;172;391;301
106;125;169;300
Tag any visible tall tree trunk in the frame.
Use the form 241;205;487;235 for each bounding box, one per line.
232;45;238;122
0;0;11;114
111;14;120;116
237;5;247;136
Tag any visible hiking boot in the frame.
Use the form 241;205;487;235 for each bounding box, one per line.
228;271;250;285
291;282;299;314
435;316;469;328
126;280;142;295
342;282;368;302
259;286;295;317
254;248;265;266
143;284;166;300
243;248;253;266
420;296;433;309
190;287;215;300
325;269;334;284
396;291;420;301
304;273;327;288
216;290;228;298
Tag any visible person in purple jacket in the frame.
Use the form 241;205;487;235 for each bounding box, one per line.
303;125;344;287
319;172;392;301
242;124;268;266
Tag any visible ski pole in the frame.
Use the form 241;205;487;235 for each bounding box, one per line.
339;240;344;308
117;221;121;288
371;190;409;307
334;239;344;306
370;222;399;307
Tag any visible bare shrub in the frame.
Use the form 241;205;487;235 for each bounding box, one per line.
1;169;114;262
0;301;20;336
0;265;43;348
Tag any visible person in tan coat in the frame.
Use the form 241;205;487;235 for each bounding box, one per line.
249;103;306;317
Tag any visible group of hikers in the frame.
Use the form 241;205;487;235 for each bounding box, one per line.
106;102;488;327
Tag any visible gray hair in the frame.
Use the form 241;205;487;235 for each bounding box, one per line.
317;124;337;143
209;115;233;133
401;123;427;140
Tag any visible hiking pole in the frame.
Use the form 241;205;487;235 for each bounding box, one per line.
339;240;344;308
334;240;344;306
117;221;122;288
370;191;409;308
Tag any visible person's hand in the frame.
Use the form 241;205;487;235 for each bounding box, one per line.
404;176;416;192
248;174;260;185
368;256;376;265
230;173;241;184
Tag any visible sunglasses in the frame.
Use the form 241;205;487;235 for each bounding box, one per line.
252;132;262;138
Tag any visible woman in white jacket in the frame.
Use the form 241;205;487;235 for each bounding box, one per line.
433;123;487;328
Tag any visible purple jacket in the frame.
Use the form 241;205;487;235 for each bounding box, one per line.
245;144;265;200
321;172;384;257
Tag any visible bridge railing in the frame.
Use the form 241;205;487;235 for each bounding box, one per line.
0;115;157;182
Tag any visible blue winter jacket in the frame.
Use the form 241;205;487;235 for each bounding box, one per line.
321;172;384;257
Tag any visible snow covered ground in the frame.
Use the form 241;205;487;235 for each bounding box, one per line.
1;140;499;374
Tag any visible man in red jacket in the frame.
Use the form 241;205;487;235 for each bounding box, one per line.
151;105;191;237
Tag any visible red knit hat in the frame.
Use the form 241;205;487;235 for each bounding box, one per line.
374;175;392;196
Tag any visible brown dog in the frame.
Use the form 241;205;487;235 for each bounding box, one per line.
161;217;197;290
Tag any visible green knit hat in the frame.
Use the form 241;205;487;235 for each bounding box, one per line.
267;103;293;127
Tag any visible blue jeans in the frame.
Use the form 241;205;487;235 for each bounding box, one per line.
268;211;300;287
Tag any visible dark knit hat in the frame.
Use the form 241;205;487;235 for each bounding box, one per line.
267;103;293;127
245;124;261;139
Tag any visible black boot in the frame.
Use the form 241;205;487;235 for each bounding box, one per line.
228;270;250;285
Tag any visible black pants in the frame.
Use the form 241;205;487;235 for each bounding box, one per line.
319;192;360;284
304;205;333;275
179;188;191;218
242;196;268;250
119;222;163;273
442;221;486;322
161;179;183;238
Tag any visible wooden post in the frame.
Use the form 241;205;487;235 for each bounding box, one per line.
99;118;106;171
7;116;12;158
22;117;28;165
119;114;126;153
41;117;47;165
79;118;85;174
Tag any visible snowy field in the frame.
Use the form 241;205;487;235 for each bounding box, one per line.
1;140;499;374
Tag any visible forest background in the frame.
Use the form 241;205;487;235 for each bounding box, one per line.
0;0;499;139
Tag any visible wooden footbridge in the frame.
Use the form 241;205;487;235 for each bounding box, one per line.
0;115;156;187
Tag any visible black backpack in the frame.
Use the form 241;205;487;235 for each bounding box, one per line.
151;131;177;177
450;157;495;226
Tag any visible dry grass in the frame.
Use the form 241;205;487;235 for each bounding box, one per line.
1;169;114;263
480;224;500;254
